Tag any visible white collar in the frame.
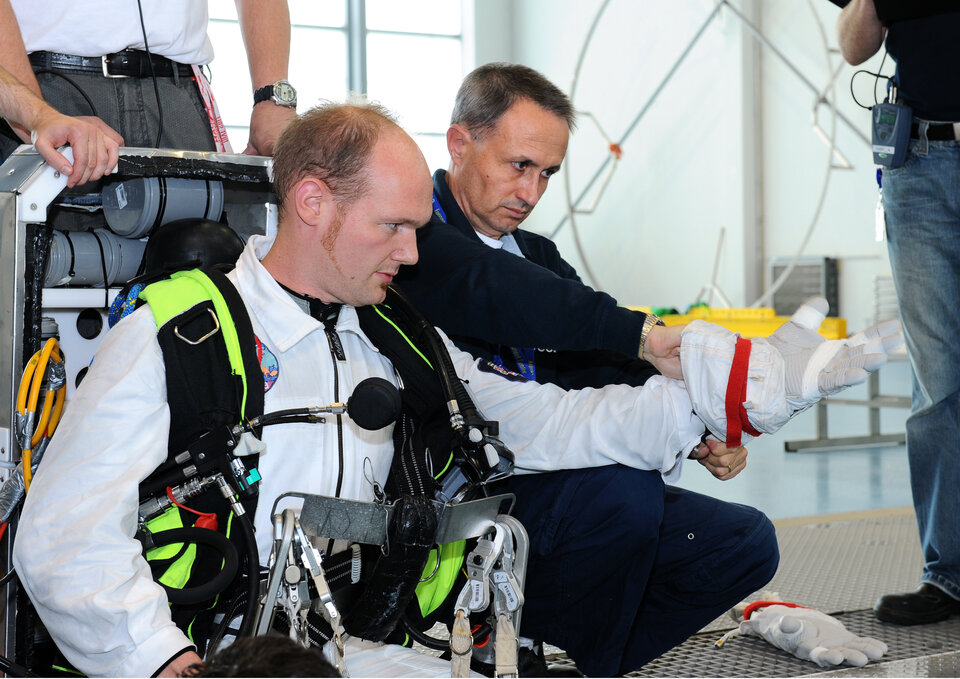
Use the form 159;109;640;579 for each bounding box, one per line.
232;234;379;355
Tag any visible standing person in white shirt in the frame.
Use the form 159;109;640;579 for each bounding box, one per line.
0;0;296;159
0;61;120;185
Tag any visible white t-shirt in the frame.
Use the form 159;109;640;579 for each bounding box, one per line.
476;230;525;257
12;0;214;64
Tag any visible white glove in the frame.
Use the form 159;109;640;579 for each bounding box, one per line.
680;297;903;442
766;297;902;414
739;604;887;668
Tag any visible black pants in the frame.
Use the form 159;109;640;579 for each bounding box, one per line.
494;465;779;676
0;64;219;231
0;64;217;156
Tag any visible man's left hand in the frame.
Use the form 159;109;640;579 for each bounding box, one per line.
244;103;297;155
690;438;747;480
32;111;123;187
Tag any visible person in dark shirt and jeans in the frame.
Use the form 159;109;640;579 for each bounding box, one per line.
838;0;960;625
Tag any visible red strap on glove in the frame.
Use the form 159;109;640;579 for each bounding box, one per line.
743;600;809;620
724;337;762;446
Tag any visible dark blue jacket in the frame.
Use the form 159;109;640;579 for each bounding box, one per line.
394;170;658;389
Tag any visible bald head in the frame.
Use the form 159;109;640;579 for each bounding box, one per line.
272;102;405;217
263;101;433;306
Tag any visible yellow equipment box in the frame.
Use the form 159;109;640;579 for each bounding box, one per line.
628;306;847;340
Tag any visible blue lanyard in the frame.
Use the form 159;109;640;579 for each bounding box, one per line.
435;190;537;380
492;346;537;382
432;193;447;223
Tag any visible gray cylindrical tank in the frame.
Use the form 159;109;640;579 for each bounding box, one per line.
101;177;224;238
44;229;147;287
40;316;60;341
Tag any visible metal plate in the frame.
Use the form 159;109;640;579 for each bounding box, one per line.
435;494;514;544
815;650;960;677
701;509;923;634
285;492;516;546
295;494;392;546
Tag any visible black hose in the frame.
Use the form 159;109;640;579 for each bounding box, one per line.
151;527;238;604
401;616;493;652
207;590;247;652
0;653;38;677
386;287;483;427
401;616;449;651
256;409;327;428
386;286;514;483
0;567;17;588
235;511;260;638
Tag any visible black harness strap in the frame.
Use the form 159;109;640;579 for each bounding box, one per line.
203;268;265;430
139;268;264;652
356;287;457;499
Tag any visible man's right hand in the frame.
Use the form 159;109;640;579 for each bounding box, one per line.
642;323;686;379
158;650;203;677
30;110;123;187
689;438;748;480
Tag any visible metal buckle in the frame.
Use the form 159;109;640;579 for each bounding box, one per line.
173;307;220;345
101;55;129;79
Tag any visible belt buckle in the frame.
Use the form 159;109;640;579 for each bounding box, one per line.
101;55;129;79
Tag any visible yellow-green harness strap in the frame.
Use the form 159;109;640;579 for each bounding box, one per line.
140;269;249;418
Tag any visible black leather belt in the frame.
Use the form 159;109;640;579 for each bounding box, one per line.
910;121;960;141
29;50;193;78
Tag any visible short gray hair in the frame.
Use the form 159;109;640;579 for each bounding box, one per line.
450;62;576;138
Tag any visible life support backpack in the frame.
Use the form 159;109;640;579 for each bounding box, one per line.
12;267;263;677
137;268;265;652
132;270;512;654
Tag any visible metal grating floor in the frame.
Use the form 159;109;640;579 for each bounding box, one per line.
614;610;960;678
814;649;960;677
543;507;960;677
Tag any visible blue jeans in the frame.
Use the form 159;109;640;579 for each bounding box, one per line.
883;136;960;599
493;465;779;676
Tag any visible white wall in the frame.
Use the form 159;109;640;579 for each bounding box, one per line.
760;1;891;333
494;0;893;336
508;0;751;314
472;0;513;65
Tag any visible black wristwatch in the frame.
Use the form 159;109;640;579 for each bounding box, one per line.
253;80;297;108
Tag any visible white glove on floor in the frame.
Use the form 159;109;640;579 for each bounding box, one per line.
680;297;903;442
738;604;887;668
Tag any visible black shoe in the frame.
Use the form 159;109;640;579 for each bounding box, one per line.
471;644;582;677
519;644;583;678
875;582;960;625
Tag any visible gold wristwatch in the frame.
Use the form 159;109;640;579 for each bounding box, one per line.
638;313;665;360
